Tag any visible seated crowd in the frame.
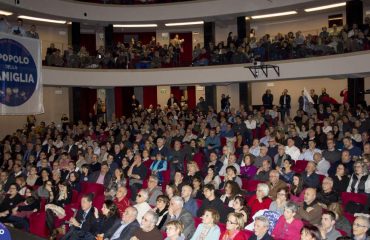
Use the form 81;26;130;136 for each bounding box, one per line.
42;17;370;69
0;90;369;240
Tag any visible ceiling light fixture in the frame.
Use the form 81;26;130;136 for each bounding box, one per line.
0;10;13;16
304;2;346;12
251;11;298;19
18;15;66;24
165;21;204;27
113;24;157;28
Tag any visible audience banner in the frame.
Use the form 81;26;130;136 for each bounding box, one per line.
0;32;44;115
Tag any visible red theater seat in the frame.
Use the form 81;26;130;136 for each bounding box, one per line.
29;211;49;238
80;182;105;196
292;160;308;173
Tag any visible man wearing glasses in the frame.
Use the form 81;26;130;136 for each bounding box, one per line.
133;189;151;222
352;216;370;240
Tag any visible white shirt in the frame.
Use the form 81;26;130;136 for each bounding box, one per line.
134;202;152;222
245;120;256;130
285;145;301;160
298;148;322;161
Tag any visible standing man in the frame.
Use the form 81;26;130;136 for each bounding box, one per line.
279;89;291;122
262;89;274;109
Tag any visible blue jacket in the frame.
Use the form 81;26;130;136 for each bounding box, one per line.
190;223;220;240
183;197;198;217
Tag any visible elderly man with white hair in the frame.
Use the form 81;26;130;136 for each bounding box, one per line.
352;215;370;240
163;196;195;240
247;183;272;217
133;189;152;222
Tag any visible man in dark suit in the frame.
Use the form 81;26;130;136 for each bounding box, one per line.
262;89;274;109
167;93;178;107
61;194;98;240
162;196;195;240
104;206;140;240
88;162;112;188
279;89;291;122
64;137;78;160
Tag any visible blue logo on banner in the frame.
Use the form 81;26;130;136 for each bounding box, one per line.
0;222;12;240
0;38;37;106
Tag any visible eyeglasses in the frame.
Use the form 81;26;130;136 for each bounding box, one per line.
137;194;142;197
353;223;367;228
227;220;237;225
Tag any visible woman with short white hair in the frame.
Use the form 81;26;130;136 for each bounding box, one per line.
247;183;272;217
347;160;370;194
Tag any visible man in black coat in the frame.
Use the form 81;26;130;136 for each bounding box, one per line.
279;89;291;122
197;184;231;223
61;194;98;240
262;89;274;109
104;206;140;240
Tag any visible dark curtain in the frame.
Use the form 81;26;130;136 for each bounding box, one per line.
80;34;97;55
169;32;193;66
187;86;196;109
114;87;123;118
121;87;135;117
72;87;97;123
143;86;157;108
170;86;182;103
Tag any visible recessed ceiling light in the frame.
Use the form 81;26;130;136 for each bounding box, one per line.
0;10;13;16
251;11;298;19
113;24;157;28
304;2;346;12
165;21;204;27
18;15;66;24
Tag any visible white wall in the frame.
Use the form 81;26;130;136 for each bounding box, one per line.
37;25;69;59
156;86;171;107
216;84;240;111
215;21;237;45
0;86;70;139
251;11;346;38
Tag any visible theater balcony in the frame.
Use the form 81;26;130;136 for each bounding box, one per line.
42;50;370;87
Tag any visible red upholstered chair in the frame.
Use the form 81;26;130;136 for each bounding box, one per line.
341;192;368;207
341;191;368;223
196;199;203;208
292;160;308;173
337;229;347;236
241;178;249;190
245;179;263;192
71;190;79;203
29;211;49;238
241;230;254;239
93;194;105;210
218;223;226;232
318;174;325;183
80;182;105;196
220;137;226;147
193;152;205;170
194;217;202;227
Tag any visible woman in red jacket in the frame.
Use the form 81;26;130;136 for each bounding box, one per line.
220;212;247;240
247;183;272;217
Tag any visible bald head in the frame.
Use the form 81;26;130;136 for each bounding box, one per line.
304;188;317;205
